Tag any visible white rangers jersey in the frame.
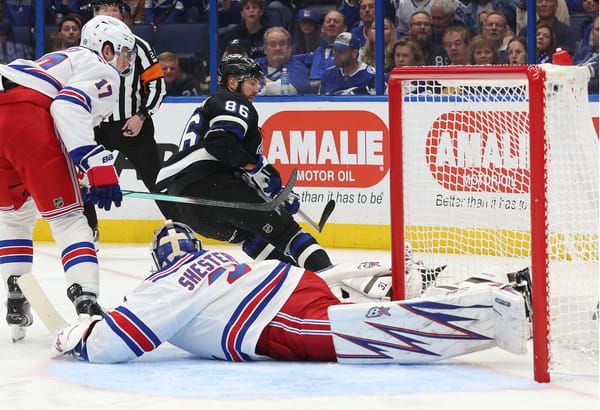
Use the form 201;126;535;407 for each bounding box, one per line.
81;250;305;363
0;47;120;162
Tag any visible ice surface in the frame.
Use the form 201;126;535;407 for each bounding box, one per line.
0;243;597;410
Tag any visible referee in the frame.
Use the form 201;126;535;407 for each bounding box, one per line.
84;0;178;244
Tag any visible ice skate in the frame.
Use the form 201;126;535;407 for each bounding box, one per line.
6;275;33;342
67;284;104;316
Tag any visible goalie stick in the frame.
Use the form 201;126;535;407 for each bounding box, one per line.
298;199;336;233
122;168;298;211
17;274;67;333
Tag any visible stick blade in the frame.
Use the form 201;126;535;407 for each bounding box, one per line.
17;274;67;333
318;200;336;231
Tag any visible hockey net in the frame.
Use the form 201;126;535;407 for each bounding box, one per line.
387;65;598;382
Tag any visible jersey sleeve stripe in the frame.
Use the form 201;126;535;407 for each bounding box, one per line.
105;306;161;356
221;262;291;361
56;86;92;112
134;36;165;116
155;148;218;186
8;64;63;90
209;114;248;133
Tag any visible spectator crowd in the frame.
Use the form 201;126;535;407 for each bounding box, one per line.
0;0;597;94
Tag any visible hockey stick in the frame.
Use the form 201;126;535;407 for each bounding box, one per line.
17;273;67;333
122;168;298;211
298;199;336;233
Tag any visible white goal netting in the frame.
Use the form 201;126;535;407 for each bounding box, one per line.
391;65;598;378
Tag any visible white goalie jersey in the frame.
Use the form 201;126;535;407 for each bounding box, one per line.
80;250;304;363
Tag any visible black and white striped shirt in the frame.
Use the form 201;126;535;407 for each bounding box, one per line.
107;35;166;121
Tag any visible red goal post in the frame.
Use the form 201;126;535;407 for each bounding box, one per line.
388;65;598;383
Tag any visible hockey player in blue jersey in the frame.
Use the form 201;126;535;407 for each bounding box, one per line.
155;54;333;273
319;31;376;96
51;220;532;364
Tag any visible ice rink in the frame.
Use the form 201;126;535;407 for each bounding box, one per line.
0;242;597;410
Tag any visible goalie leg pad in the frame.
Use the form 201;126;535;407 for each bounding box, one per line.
328;285;514;364
491;285;528;355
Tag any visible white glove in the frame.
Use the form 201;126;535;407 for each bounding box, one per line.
52;314;102;359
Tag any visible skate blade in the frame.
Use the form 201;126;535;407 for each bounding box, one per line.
10;324;27;343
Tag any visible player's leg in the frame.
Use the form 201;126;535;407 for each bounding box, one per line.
178;173;332;271
256;270;340;361
329;277;529;364
326;243;445;303
82;200;99;250
18;109;102;316
0;94;50;340
0;197;36;342
177;201;300;265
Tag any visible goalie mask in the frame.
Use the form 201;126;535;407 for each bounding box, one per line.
80;15;137;76
217;54;264;85
151;220;202;269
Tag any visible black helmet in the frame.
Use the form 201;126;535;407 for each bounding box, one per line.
217;54;264;85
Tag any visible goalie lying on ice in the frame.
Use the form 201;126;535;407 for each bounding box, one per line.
51;220;531;364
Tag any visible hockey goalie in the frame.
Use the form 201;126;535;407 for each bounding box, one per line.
47;220;531;364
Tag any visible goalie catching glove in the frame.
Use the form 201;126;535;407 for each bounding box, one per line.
76;145;122;211
52;314;102;359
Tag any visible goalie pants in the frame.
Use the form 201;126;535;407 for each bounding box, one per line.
256;270;340;361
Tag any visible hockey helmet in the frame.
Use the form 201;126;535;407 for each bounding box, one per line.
217;54;264;85
151;220;202;269
80;15;136;75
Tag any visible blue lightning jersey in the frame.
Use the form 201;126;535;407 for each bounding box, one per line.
319;62;376;96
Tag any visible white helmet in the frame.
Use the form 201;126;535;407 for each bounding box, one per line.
80;15;136;75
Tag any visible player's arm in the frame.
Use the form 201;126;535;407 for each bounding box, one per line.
51;65;123;210
200;97;259;167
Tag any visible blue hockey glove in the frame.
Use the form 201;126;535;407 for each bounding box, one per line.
77;146;122;211
284;191;300;215
246;155;282;197
89;185;122;211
